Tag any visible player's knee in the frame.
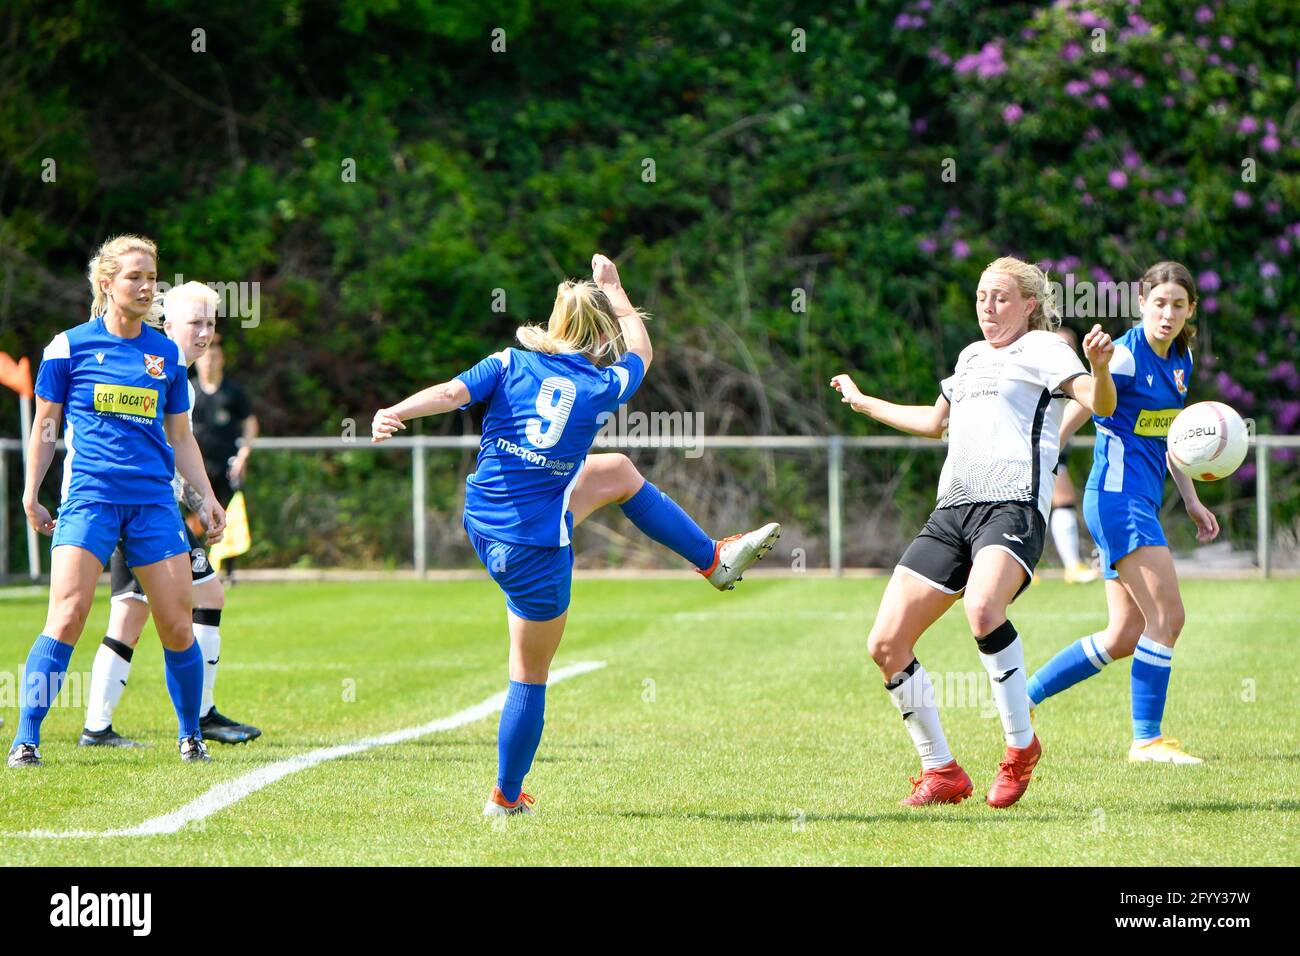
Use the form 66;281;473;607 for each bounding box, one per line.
610;453;642;493
194;579;225;610
867;627;904;672
1164;604;1186;643
1106;621;1143;658
152;605;194;650
963;599;1005;638
45;597;91;641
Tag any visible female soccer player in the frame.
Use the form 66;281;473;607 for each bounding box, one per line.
12;236;226;767
372;254;779;816
1050;326;1100;584
1027;261;1218;764
831;256;1116;808
78;281;261;749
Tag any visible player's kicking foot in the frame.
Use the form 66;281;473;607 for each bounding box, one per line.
78;726;147;748
1128;737;1203;765
483;787;535;817
698;522;781;591
1063;562;1100;584
200;707;261;744
179;736;212;763
900;760;974;806
986;735;1041;808
7;744;41;768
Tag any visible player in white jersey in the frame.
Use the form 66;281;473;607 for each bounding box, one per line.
78;282;260;752
831;256;1117;808
372;254;779;815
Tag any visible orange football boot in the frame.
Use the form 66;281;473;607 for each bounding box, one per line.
900;760;974;806
483;786;535;817
986;735;1042;808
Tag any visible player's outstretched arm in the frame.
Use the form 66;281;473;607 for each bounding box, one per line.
1060;324;1117;417
829;374;949;439
592;253;651;370
166;411;226;544
371;380;471;443
1168;451;1220;543
22;397;62;534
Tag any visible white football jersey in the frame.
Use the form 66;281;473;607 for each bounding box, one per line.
937;330;1087;521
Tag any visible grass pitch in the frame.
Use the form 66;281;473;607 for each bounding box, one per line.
1;576;1297;866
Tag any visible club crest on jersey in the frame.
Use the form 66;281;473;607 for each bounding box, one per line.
144;354;166;379
1173;368;1187;395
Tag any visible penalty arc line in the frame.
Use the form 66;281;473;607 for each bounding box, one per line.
19;660;607;839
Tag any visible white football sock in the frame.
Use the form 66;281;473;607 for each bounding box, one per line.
885;660;954;770
978;630;1034;748
1051;505;1082;567
85;639;133;732
194;621;221;717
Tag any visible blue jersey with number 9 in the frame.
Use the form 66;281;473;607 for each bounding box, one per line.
455;348;646;547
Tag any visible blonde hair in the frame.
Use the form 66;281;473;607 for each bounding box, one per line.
160;280;221;330
515;279;644;362
983;256;1062;332
88;235;158;318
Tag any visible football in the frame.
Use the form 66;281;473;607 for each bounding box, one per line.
1167;401;1249;481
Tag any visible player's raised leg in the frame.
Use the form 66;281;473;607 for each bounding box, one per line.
964;546;1041;808
9;543;102;767
867;569;968;806
1115;545;1200;764
133;551;209;763
569;452;780;590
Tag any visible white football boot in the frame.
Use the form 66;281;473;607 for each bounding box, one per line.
698;522;781;591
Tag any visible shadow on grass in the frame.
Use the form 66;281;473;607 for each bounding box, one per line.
1164;799;1300;813
613;808;1067;825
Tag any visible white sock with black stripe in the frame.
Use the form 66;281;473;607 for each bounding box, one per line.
885;659;954;770
977;620;1034;749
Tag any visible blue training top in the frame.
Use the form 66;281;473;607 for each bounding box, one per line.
35;317;190;505
1086;325;1193;506
455;347;646;548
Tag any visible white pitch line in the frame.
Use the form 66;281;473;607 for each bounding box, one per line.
20;660;607;839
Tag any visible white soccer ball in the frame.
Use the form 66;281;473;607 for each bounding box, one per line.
1167;401;1249;481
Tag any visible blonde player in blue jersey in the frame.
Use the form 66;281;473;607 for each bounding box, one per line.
78;282;261;749
371;254;780;815
1027;261;1219;764
12;236;226;767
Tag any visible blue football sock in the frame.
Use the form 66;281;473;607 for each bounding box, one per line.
1131;635;1173;742
13;635;74;748
1026;633;1113;705
619;480;716;570
163;643;205;740
497;680;546;802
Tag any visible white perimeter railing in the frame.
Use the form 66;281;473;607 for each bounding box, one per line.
3;433;1298;580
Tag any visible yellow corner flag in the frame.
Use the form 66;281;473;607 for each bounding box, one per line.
210;491;251;570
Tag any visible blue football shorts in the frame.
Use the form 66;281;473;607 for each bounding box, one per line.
1082;489;1167;580
52;498;190;569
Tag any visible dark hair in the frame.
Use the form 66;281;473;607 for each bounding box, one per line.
1139;260;1197;355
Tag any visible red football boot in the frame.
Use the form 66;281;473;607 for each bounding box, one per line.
986;735;1042;808
900;760;974;806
